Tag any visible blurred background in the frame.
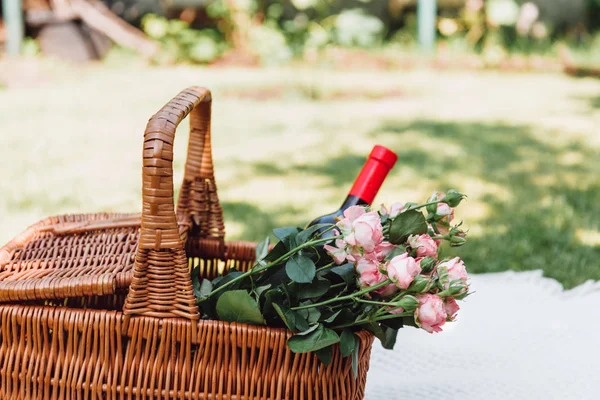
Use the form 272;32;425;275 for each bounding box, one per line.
0;0;599;289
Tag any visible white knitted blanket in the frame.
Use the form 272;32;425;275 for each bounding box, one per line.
364;270;600;400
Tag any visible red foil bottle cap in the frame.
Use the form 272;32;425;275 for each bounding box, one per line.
369;145;398;169
348;145;398;204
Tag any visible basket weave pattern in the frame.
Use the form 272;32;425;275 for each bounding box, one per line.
0;87;374;399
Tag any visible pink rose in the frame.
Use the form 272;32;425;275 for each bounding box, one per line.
356;258;397;296
378;283;398;297
415;294;447;333
324;230;348;265
364;241;396;262
387;253;421;289
407;234;438;258
324;241;347;265
337;206;383;253
445;298;460;321
381;202;404;218
439;257;468;284
356;258;384;288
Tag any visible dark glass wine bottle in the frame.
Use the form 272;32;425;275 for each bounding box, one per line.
307;145;398;232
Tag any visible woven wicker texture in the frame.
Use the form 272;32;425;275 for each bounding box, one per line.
0;87;374;399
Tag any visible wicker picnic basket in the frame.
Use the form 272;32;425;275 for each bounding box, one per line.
0;87;374;399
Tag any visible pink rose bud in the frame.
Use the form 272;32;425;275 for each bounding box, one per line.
380;202;404;218
417;257;436;274
444;298;460;321
434;203;454;235
407;234;438;258
396;295;419;311
441;189;466;207
408;274;433;293
415;294;447;333
436;203;453;217
389;202;404;218
426;191;444;214
387;253;421;289
441;257;468;284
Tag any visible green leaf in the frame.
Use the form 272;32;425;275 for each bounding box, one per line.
384;246;408;261
273;303;309;332
298;278;330;299
330;263;356;284
255;237;270;263
340;329;357;358
324;310;342;323
263;240;287;263
296;223;332;245
212;269;243;290
323;308;355;324
216;290;265;325
383;327;398;350
351;339;360;379
296;323;320;336
262;288;284;320
307;307;321;324
287;325;340;353
273;227;299;241
273;303;295;331
389;210;428;244
191;266;202;298
199;279;213;298
381;316;404;330
255;284;271;299
364;321;386;344
294;313;310;332
285;254;316;283
315;345;333;366
282;233;298;250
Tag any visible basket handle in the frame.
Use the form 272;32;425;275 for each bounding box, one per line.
175;89;225;252
124;87;219;320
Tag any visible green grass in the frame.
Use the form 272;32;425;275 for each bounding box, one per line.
1;64;599;288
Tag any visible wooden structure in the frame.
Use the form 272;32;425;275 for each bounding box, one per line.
2;0;158;60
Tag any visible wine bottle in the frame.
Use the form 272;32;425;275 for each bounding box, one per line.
307;145;398;232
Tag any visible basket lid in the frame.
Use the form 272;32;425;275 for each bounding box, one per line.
0;213;141;302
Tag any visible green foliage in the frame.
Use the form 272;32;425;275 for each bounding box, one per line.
136;0;600;65
249;24;294;65
216;290;265;324
141;14;226;64
194;194;465;362
333;9;385;48
21;37;40;57
285;254;316;283
389;210;428;244
287;324;340;353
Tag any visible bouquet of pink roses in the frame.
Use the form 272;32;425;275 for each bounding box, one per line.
196;190;470;368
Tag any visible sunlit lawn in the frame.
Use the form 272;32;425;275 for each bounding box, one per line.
1;63;599;288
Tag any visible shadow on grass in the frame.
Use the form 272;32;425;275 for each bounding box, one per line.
239;119;599;288
587;95;600;109
222;201;304;242
573;94;600;110
372;120;600;288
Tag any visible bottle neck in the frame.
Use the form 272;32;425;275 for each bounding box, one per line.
348;157;394;205
340;194;368;211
